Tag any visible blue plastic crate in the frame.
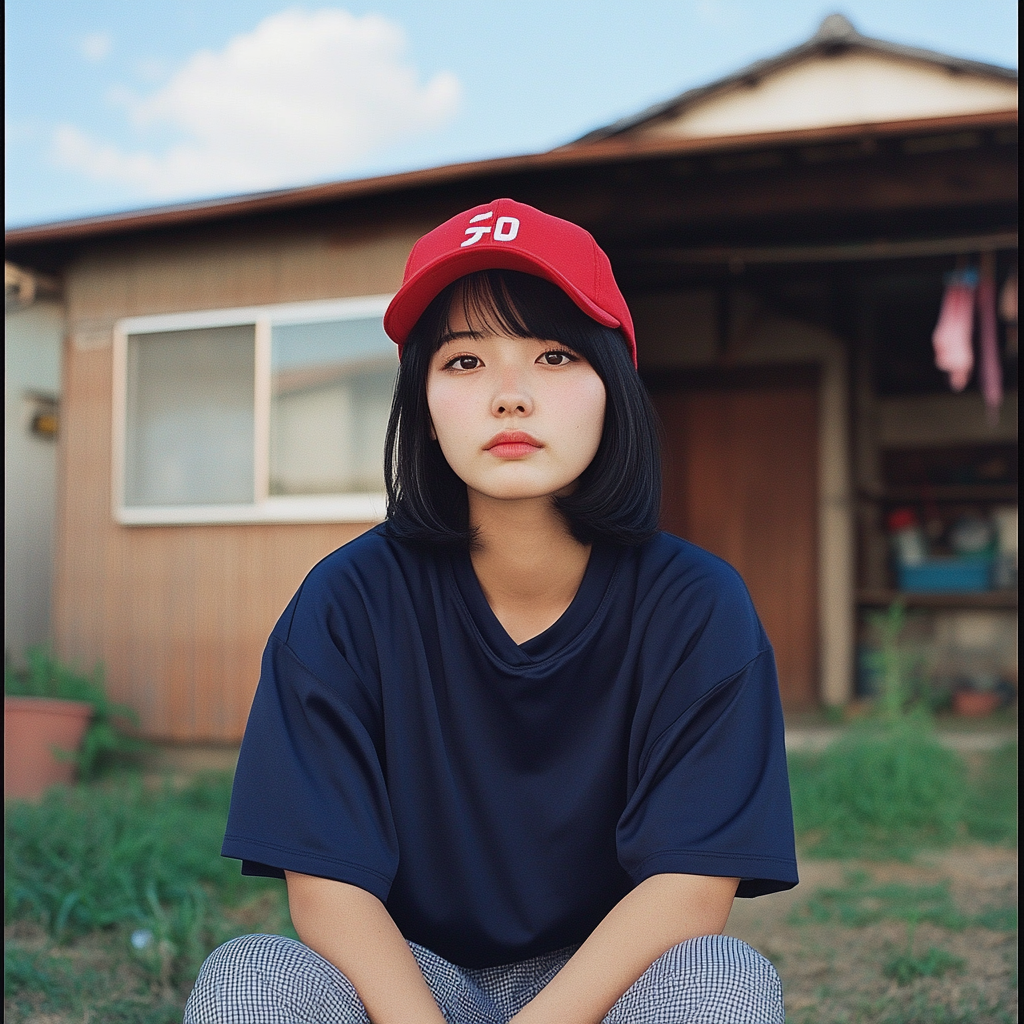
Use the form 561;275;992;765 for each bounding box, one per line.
897;558;992;593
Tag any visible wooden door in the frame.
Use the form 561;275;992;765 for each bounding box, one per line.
652;370;819;708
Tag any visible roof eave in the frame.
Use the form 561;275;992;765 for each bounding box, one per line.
567;30;1017;147
5;108;1017;252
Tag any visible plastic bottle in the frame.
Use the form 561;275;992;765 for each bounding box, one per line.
886;507;927;566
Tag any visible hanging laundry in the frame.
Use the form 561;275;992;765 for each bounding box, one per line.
976;253;1002;424
932;267;977;392
999;263;1018;356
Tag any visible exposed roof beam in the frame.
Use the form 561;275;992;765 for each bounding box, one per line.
623;231;1019;267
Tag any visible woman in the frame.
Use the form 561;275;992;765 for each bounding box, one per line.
186;199;797;1024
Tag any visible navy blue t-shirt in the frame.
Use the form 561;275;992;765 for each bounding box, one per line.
223;527;797;968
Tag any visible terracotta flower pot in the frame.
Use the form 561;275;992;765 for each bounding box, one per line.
952;689;1001;718
4;695;93;801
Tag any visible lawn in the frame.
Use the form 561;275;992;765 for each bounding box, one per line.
4;773;295;1023
4;730;1018;1023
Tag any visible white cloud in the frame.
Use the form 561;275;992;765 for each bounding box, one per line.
693;0;738;29
53;9;461;199
80;32;113;63
134;57;171;84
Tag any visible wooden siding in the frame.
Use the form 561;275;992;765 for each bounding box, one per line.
55;226;424;741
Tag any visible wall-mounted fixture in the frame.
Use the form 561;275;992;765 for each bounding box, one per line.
26;393;59;439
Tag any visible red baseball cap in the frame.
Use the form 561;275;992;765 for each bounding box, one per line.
383;198;636;366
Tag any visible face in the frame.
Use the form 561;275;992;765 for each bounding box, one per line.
426;306;606;504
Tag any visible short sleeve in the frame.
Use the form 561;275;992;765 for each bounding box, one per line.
222;633;398;901
617;592;798;897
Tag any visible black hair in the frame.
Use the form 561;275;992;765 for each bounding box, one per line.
383;269;660;547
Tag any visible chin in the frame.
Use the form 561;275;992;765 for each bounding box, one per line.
471;476;573;502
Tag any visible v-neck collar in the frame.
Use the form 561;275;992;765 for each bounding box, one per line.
447;542;620;666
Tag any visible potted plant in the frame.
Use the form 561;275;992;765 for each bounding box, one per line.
951;675;1003;718
4;647;143;800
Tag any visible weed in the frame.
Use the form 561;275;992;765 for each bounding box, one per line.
883;944;965;985
862;602;930;721
4;772;294;997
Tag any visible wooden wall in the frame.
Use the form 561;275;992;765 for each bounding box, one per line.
654;374;820;709
56;222;427;741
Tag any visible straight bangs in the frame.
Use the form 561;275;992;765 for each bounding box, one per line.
383;270;661;548
429;271;576;348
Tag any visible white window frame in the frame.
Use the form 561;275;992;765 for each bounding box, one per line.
112;294;396;526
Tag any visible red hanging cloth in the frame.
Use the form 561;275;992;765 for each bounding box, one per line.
932;267;977;392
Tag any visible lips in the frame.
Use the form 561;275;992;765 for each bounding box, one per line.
484;430;543;459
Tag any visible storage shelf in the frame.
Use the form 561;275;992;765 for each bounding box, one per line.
856;589;1018;609
859;485;1018;503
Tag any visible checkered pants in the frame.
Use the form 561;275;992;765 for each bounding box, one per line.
184;932;783;1023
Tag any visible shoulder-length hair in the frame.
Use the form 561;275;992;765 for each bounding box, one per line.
383;269;660;547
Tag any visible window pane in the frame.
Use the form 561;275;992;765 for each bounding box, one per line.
270;317;397;495
125;325;255;506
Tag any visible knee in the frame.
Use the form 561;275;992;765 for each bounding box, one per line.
661;934;784;1023
184;933;341;1024
194;933;295;985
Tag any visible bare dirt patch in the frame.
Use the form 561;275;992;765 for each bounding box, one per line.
726;845;1018;1023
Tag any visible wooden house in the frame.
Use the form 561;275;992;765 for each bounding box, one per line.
5;15;1017;740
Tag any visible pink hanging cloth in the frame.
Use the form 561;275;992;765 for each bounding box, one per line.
976;252;1002;424
999;263;1017;356
931;267;977;392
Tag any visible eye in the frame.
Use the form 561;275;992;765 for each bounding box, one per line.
443;354;481;371
539;349;576;366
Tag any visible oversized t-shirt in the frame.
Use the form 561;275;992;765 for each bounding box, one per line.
223;526;798;968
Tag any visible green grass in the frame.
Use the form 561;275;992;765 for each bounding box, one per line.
784;863;1016;1023
960;742;1018;845
788;989;1017;1024
787;869;1017;931
5;937;183;1024
788;725;1017;859
4;773;294;1021
4;736;1017;1021
882;944;965;986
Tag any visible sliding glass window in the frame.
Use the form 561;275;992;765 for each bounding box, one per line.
115;296;396;524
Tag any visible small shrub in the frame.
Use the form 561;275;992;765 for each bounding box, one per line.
962;742;1018;846
789;720;967;859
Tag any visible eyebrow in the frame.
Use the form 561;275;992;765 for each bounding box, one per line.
437;329;484;345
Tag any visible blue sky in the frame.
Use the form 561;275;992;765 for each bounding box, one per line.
5;0;1018;228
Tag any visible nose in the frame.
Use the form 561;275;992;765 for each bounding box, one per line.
492;368;533;417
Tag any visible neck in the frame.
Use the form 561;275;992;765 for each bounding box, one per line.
468;492;592;645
